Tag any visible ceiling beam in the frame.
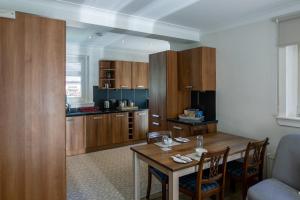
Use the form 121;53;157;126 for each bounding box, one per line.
0;0;200;42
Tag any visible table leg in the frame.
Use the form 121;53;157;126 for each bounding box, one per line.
168;171;179;200
133;152;140;200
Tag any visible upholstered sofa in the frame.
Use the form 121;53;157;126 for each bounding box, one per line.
247;134;300;200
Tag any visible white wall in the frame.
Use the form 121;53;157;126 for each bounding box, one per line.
201;20;300;155
67;44;149;103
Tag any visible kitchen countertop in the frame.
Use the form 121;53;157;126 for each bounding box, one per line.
167;118;218;126
66;108;148;117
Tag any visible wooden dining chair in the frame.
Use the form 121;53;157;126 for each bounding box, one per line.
146;131;172;200
227;138;269;200
179;147;230;200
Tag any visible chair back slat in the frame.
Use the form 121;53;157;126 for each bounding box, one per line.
146;131;172;144
243;138;269;177
196;147;230;198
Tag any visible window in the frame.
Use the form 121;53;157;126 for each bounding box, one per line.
66;55;89;105
277;45;300;127
276;16;300;127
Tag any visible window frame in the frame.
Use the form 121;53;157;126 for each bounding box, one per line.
277;44;300;127
66;54;89;106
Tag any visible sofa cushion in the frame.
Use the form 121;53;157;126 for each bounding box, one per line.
272;134;300;190
247;178;300;200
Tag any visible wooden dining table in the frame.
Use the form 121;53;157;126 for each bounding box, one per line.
130;131;257;200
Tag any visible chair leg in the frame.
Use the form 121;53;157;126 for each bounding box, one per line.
146;170;152;199
230;177;236;192
219;189;224;200
242;181;248;200
162;181;167;200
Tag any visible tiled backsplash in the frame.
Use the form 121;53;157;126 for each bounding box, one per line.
93;86;149;109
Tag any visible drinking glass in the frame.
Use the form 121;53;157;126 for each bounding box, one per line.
162;135;168;145
196;135;204;148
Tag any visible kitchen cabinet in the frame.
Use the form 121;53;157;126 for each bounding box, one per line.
167;121;217;137
115;61;132;89
111;112;129;144
149;51;190;131
66;116;86;156
132;62;149;89
178;47;216;91
168;122;191;137
133;110;149;140
99;60;149;89
86;114;111;149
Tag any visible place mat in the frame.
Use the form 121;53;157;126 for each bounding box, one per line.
154;141;181;148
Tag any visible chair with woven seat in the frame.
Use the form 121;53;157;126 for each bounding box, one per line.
146;131;172;200
227;138;269;200
179;147;230;200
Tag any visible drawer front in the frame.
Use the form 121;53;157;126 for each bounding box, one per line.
168;122;190;138
149;118;167;132
191;123;217;135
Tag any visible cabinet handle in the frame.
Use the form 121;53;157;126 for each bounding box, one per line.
138;113;146;116
66;118;74;122
121;85;128;88
186;86;193;89
93;116;103;120
152;114;160;118
137;85;144;88
152;122;160;126
116;114;125;117
173;126;183;130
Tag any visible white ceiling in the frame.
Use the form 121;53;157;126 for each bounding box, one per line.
67;26;170;53
57;0;300;33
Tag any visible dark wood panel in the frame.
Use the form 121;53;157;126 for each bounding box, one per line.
133;110;149;140
111;112;129;144
149;52;167;131
132;62;149;89
0;12;66;200
66;116;86;156
178;49;192;90
166;51;180;118
201;47;216;91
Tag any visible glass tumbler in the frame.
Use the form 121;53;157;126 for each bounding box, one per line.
196;135;204;148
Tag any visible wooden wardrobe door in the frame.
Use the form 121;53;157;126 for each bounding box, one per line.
0;12;66;200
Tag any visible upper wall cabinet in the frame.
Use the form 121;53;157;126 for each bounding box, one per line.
132;62;149;89
115;61;132;89
99;60;148;89
178;47;216;91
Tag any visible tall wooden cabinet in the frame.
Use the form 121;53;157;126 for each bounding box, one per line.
149;51;190;131
0;12;66;200
178;47;216;91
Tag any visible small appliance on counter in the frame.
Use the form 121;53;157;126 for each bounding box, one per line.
117;99;139;111
104;100;110;109
178;109;204;122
